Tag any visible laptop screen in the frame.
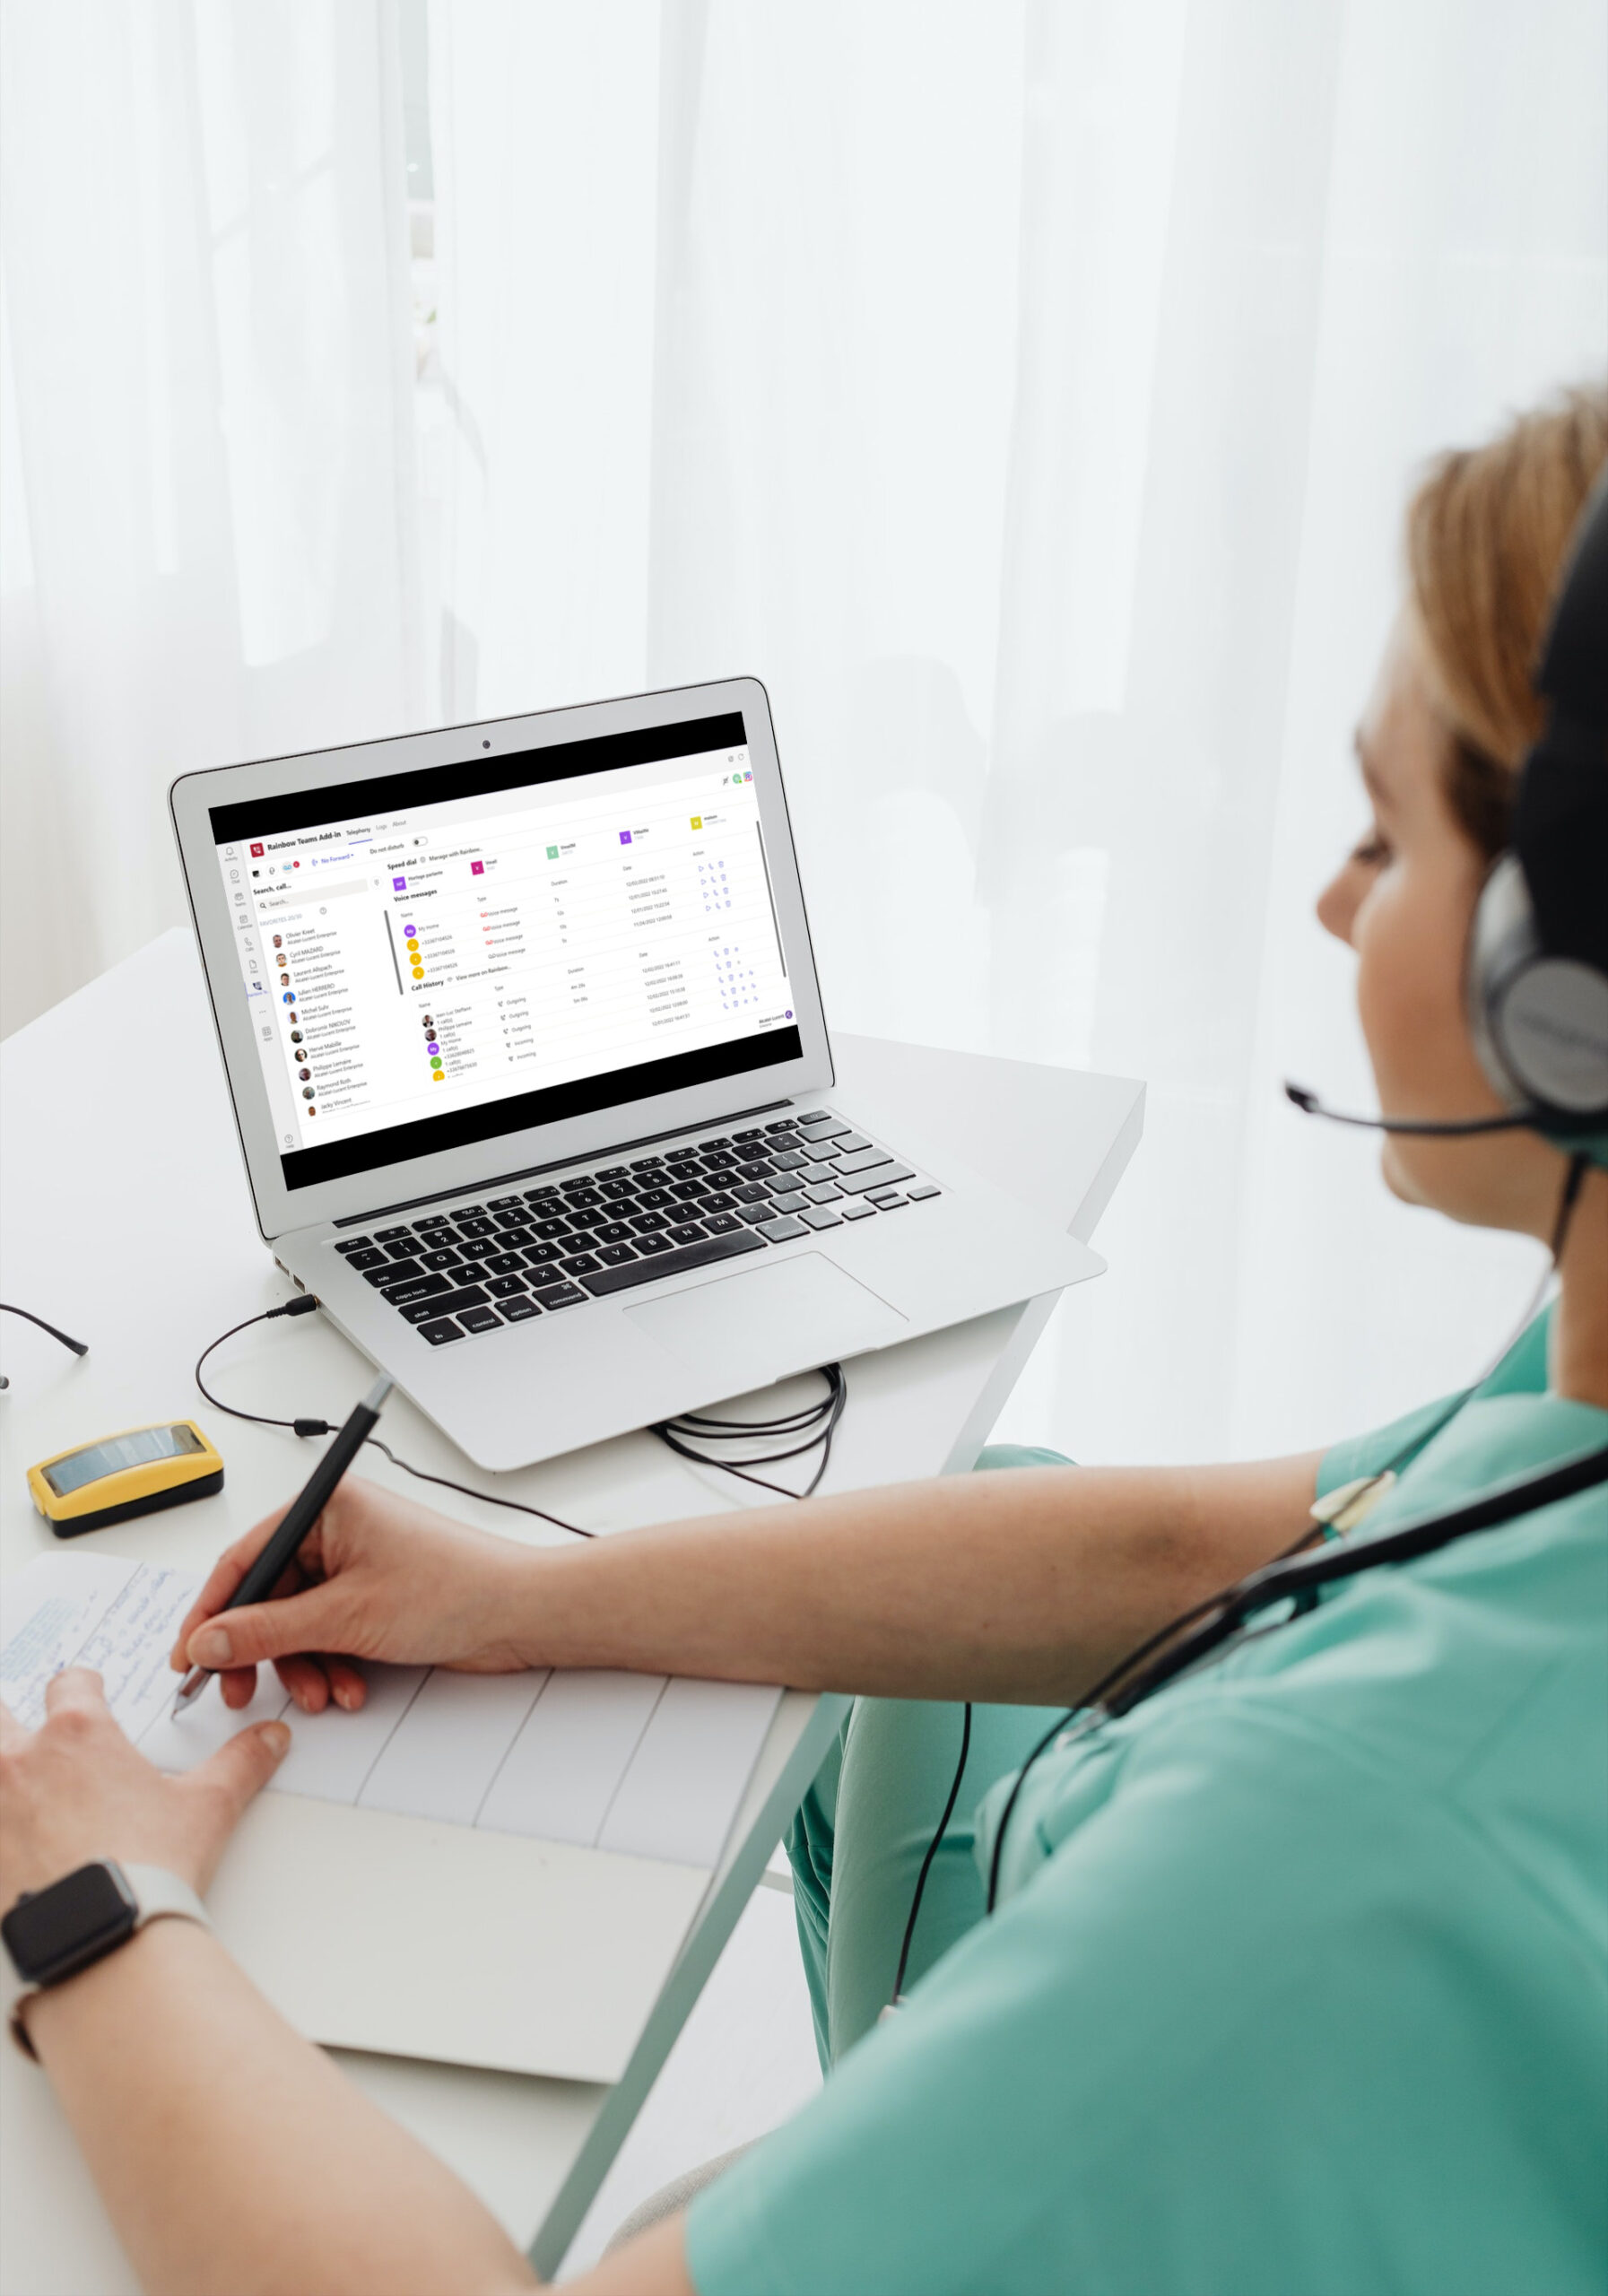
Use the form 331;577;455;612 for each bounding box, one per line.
207;711;803;1191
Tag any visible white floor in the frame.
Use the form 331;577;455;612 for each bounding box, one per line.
560;1865;822;2276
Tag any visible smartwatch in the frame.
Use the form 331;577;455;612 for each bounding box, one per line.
2;1860;212;2059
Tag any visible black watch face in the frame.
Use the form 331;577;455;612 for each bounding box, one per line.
2;1863;137;1986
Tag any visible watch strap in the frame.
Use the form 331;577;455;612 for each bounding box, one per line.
4;1862;212;2061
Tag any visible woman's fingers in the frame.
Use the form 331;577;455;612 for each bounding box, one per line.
43;1665;108;1721
182;1578;356;1675
168;1513;326;1669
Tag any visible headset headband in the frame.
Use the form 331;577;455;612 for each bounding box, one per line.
1516;463;1608;979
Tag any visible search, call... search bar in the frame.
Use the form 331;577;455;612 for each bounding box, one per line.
255;879;370;910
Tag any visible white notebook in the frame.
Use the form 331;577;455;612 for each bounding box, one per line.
0;1552;783;2081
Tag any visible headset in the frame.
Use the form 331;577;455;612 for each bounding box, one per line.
889;463;1608;2009
1288;461;1608;1144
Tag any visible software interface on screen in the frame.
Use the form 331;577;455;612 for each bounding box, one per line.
209;713;803;1190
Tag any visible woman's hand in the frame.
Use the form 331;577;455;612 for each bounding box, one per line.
0;1668;288;1903
169;1477;537;1714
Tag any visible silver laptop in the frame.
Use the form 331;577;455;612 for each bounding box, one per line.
171;679;1101;1470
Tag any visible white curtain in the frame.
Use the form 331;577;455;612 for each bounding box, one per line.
0;0;421;1015
4;0;1604;1465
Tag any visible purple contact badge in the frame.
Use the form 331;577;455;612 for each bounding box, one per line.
471;860;484;875
619;830;632;845
392;875;406;891
785;1008;793;1019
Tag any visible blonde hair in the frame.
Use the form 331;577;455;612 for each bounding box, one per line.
1406;383;1608;854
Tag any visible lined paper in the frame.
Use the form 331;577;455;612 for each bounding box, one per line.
2;1553;781;1872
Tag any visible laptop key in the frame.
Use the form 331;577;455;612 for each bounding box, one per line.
769;1190;809;1213
737;1204;776;1225
530;1282;587;1309
366;1257;422;1286
420;1248;462;1271
832;1134;872;1155
758;1215;810;1242
733;1182;769;1204
635;1232;674;1256
630;1210;671;1232
486;1274;528;1298
374;1225;413;1240
800;1205;843;1230
870;1191;908;1209
795;1110;833;1127
500;1293;543;1322
629;1155;664;1171
346;1247;388;1271
595;1220;634;1244
484;1251;526;1275
764;1118;799;1132
834;1144;895;1174
457;1216;496;1239
803;1180;842;1204
838;1163;915;1196
458;1305;504;1335
599;1178;636;1199
533;1216;572;1239
416;1318;465;1346
400;1298;450;1325
770;1150;807;1171
334;1235;374;1255
702;1213;743;1234
700;1190;738;1213
561;1252;602;1275
908;1183;942;1201
454;1205;487;1219
840;1199;878;1220
596;1242;639;1265
383;1272;452;1306
595;1165;628;1179
700;1151;737;1172
414;1213;452;1231
667;1222;707;1247
524;1185;561;1203
384;1236;422;1259
488;1195;523;1211
637;1187;674;1210
579;1228;764;1297
522;1241;565;1267
423;1283;491;1318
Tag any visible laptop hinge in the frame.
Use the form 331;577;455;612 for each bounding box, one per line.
332;1098;799;1229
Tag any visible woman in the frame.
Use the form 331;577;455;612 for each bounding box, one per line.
4;389;1605;2296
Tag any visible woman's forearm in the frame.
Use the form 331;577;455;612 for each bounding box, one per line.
26;1921;539;2296
515;1454;1324;1705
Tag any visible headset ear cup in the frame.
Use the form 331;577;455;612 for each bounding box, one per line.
1470;857;1608;1118
1467;855;1536;1109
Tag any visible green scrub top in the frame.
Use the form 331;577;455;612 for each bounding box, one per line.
687;1311;1608;2295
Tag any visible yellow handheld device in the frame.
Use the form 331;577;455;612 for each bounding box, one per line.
27;1422;223;1538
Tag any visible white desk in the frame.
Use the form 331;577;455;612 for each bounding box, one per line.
0;929;1143;2290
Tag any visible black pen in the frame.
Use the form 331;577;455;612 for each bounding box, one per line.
171;1371;394;1716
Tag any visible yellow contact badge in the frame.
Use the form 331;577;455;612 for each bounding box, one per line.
27;1422;223;1539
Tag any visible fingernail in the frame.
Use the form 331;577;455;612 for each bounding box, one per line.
334;1684;354;1710
194;1628;232;1666
262;1721;291;1756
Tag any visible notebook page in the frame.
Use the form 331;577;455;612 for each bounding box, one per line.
3;1554;782;1870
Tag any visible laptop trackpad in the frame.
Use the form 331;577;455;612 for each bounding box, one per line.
623;1252;907;1386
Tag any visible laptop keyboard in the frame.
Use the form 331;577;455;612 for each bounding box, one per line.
328;1109;942;1347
